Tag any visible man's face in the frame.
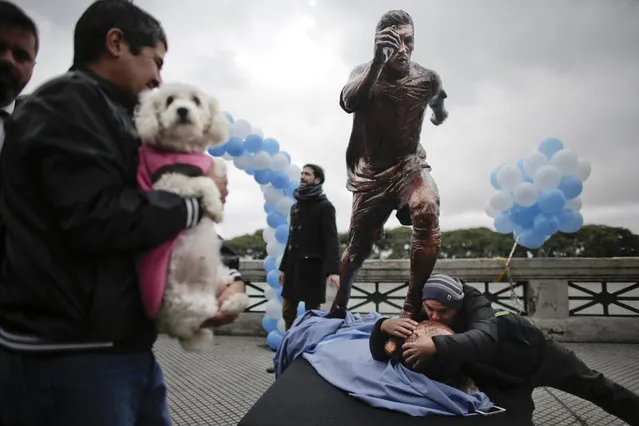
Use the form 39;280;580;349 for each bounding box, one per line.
422;299;457;324
0;26;37;107
386;24;414;72
118;40;165;95
300;167;319;187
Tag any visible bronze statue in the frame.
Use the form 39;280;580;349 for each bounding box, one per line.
329;10;448;319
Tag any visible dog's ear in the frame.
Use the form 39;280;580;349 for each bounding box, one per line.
204;96;231;147
134;89;161;142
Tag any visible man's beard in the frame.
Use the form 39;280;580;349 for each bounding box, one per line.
0;62;25;107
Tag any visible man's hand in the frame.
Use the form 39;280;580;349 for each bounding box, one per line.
374;25;401;64
402;334;437;368
380;317;418;338
278;272;285;286
327;274;340;289
200;280;246;328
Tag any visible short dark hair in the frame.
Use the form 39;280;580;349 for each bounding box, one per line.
73;0;167;67
0;1;39;52
375;10;414;33
303;163;325;184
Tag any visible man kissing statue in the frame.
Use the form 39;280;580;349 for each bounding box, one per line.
329;10;448;319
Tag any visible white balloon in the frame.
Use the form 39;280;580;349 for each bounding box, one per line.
513;182;539;207
262;227;275;244
575;159;592;182
287;164;302;181
250;127;264;138
484;202;499;218
522;152;548;178
277;318;286;334
222;153;233;161
233;153;252;170
231;119;252;140
264;186;284;204
490;191;514;212
252;151;272;170
264;286;277;301
497;165;523;192
271;153;290;171
267;240;284;258
276;196;295;215
565;197;583;211
533;165;561;190
550;149;578;176
265;299;282;319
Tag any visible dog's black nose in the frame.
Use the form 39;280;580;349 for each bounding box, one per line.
177;107;189;119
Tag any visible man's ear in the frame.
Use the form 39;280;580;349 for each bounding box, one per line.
105;28;126;58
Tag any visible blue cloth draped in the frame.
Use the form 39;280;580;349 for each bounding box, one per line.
273;310;493;417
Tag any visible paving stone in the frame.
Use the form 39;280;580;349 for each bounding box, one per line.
156;336;638;426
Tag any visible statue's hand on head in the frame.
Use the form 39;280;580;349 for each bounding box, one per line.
374;25;401;65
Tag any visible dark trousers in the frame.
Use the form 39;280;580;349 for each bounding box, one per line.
0;347;171;426
281;298;320;331
528;340;639;425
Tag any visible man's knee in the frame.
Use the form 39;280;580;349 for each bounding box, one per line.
342;243;373;266
409;198;439;229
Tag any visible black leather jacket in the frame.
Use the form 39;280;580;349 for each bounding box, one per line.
0;69;190;349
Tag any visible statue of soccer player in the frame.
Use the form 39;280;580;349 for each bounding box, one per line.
329;10;449;319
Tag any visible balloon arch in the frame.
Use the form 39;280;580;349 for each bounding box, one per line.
210;113;304;351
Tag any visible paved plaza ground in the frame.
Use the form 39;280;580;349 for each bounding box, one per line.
155;335;639;426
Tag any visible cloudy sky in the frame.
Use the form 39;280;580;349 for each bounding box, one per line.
19;0;639;238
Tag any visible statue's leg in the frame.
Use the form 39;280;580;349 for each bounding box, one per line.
400;169;441;319
328;191;392;318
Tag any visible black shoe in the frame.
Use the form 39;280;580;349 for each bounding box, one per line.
327;305;347;319
266;367;275;374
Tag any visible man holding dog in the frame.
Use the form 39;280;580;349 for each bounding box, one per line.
0;1;242;425
328;10;448;320
369;274;639;425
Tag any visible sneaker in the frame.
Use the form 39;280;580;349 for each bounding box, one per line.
266;367;275;374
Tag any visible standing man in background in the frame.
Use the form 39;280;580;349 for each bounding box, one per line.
279;164;341;330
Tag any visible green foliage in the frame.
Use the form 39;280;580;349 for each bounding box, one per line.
225;225;639;260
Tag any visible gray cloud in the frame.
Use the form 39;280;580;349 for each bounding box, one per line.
17;0;639;237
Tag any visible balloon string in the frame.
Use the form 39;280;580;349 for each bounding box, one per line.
494;236;519;283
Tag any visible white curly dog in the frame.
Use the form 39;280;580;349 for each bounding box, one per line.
134;83;250;351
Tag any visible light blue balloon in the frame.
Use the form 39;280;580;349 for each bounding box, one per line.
225;136;245;157
494;212;514;234
509;204;540;227
208;144;226;157
533;213;560;236
262;138;280;155
266;330;284;351
267;211;286;228
557;209;584;233
490;164;505;190
275;224;289;243
263;256;277;272
539;138;564;159
517;159;532;182
263;203;275;214
271;172;289;190
280;151;291;162
245;168;255;175
297;301;306;316
266;269;280;288
254;169;273;184
520;228;545;249
223;111;234;124
537;189;566;214
244;134;263;153
262;315;278;333
558;176;583;199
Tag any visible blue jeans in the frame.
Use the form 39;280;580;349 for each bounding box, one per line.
0;347;171;426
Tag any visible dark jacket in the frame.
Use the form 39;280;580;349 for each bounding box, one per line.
279;194;340;304
370;287;545;387
370;285;499;380
0;70;191;349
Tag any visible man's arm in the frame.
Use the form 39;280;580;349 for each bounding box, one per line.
431;286;498;365
339;61;385;113
321;202;340;276
19;83;193;254
428;71;448;126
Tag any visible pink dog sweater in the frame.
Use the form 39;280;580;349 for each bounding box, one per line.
136;144;213;319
